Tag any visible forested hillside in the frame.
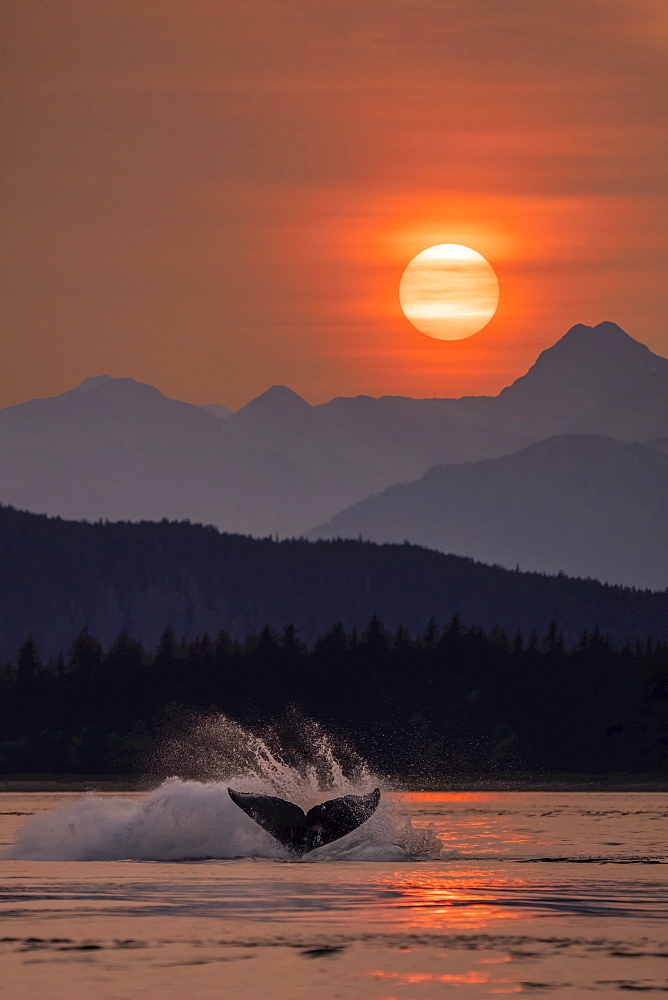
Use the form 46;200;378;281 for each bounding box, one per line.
1;505;668;659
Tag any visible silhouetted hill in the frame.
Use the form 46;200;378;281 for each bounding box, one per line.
0;323;665;544
311;435;668;591
0;505;666;660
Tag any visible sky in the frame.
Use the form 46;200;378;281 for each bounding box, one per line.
2;0;667;409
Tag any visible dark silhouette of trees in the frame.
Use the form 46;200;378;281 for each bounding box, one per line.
0;504;667;664
0;616;666;778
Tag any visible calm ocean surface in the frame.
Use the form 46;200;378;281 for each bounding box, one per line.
1;788;666;998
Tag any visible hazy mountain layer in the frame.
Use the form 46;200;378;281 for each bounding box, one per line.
310;435;668;591
0;322;665;541
0;506;666;660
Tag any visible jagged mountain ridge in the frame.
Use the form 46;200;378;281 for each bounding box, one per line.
0;322;665;539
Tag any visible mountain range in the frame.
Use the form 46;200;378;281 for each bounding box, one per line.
0;320;666;588
310;434;668;590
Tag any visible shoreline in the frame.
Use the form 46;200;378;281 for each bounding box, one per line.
2;774;667;793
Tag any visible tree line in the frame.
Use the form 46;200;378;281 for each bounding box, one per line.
1;616;666;777
1;505;667;663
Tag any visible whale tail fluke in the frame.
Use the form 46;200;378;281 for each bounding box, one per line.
227;789;307;855
227;786;381;857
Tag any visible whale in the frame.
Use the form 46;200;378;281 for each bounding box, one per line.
227;786;381;858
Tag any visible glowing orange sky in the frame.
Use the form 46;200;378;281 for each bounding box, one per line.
1;1;667;408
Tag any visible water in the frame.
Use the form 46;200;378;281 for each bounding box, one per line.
1;727;666;997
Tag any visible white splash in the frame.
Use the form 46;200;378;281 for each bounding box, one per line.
8;715;442;862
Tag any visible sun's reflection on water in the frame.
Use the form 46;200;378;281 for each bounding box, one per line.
369;867;528;930
370;969;516;983
395;792;503;804
392;791;552;854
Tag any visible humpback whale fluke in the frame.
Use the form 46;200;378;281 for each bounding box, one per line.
227;786;381;857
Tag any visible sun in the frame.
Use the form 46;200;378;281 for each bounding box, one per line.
399;244;499;340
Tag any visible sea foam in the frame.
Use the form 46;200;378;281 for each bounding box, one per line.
8;715;442;862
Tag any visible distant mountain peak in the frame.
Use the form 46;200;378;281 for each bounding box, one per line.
72;375;172;406
553;320;646;352
76;375;114;391
500;321;667;402
235;384;311;417
74;374;164;398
